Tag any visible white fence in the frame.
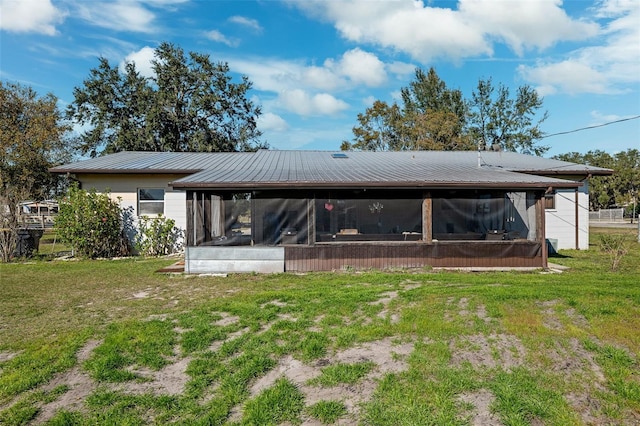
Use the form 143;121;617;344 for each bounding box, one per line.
589;208;625;222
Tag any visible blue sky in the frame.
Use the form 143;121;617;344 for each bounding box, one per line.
1;0;639;157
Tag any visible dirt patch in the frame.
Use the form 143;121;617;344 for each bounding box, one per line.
36;339;102;424
370;291;401;323
35;338;196;423
537;300;591;332
538;300;563;331
0;351;21;362
401;280;423;291
565;392;606;426
547;338;605;382
450;333;526;371
209;327;250;352
458;297;470;317
564;307;589;329
119;350;191;396
458;389;502;426
370;291;399;307
231;337;415;423
445;298;492;326
475;304;491;324
213;313;240;327
542;337;611;425
261;299;289;308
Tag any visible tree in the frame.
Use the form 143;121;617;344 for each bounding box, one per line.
468;78;548;155
67;42;266;156
341;100;402;151
345;68;546;154
0;81;73;261
554;149;640;212
1;81;72;200
400;67;467;132
345;68;473;151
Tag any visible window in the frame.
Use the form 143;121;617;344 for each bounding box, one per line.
544;192;556;210
138;188;164;215
315;197;422;242
431;191;537;241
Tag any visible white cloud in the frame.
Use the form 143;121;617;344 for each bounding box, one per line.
589;110;634;125
279;89;349;116
205;29;239;47
459;0;598;56
518;1;640;95
229;15;263;32
386;61;416;79
230;58;305;92
120;46;156;78
335;48;387;86
0;0;66;35
230;48;389;95
293;0;599;62
258;112;289;132
76;0;156;33
301;65;345;91
518;61;607;96
362;96;376;107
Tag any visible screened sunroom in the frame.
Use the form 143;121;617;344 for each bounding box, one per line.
183;185;548;272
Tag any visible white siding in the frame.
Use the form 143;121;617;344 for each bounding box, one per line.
545;182;589;250
164;191;187;232
78;174;188;247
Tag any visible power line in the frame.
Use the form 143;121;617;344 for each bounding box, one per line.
541;115;640;139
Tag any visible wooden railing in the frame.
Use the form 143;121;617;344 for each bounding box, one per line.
18;214;57;229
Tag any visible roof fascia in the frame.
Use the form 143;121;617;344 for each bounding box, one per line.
169;181;580;190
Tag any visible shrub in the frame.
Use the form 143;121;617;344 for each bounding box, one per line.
599;234;630;272
55;185;130;258
135;214;183;256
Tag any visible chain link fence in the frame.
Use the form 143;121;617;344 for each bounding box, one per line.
589;208;625;222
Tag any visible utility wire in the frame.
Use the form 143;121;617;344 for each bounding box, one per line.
541;115;640;139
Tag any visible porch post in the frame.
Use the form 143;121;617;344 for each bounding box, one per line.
308;198;315;245
423;191;432;242
186;191;194;246
537;190;547;268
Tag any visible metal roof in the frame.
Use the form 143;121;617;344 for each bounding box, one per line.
51;150;612;190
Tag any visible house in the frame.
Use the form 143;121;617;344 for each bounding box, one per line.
51;150;612;273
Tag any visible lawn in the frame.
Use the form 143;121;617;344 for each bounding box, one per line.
0;227;638;425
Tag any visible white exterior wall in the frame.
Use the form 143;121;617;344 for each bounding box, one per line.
164;191;187;232
545;182;589;250
78;173;188;244
76;173;593;252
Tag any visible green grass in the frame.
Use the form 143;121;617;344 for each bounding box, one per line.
306;400;347;424
85;320;176;382
0;227;638;424
241;378;305;425
308;361;376;386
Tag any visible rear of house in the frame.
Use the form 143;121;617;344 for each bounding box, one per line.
51;150;612;273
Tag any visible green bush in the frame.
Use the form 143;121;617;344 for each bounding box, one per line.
135;214;182;256
55;185;130;258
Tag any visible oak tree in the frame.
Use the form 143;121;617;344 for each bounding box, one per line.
67;42;266;156
468;78;548;155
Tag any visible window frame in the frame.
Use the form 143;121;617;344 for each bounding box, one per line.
137;188;165;216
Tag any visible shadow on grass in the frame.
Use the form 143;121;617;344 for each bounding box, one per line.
549;253;572;259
